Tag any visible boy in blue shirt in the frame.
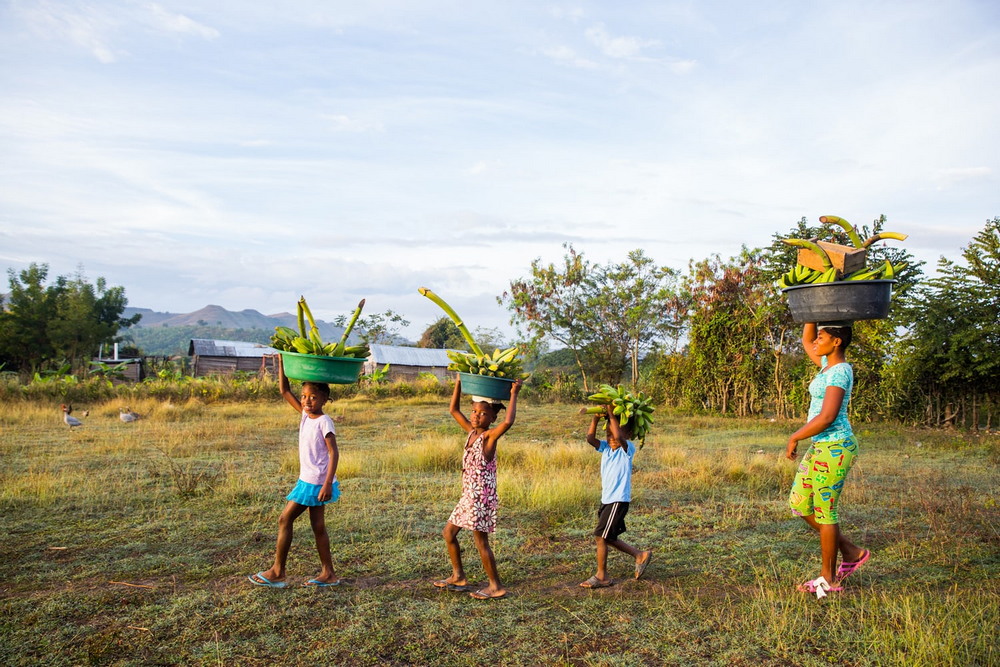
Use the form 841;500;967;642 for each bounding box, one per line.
580;412;652;588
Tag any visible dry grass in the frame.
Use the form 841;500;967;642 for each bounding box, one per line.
1;397;997;666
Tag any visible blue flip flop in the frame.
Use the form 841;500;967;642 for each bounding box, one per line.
305;578;341;587
248;572;288;588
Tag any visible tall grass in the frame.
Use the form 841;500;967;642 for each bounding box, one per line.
1;398;997;666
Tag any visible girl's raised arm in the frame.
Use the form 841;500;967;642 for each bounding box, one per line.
449;374;473;432
489;379;523;441
278;355;303;413
801;323;823;368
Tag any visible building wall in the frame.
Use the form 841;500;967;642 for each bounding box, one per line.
192;355;277;377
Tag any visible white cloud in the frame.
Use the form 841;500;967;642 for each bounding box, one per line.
14;0;218;63
584;23;659;59
540;45;599;69
144;2;220;39
16;0;122;63
323;114;385;133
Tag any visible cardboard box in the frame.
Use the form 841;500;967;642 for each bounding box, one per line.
797;241;867;277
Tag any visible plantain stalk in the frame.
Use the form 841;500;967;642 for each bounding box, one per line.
418;287;484;357
335;299;366;355
819;215;865;248
861;232;909;248
783;238;833;269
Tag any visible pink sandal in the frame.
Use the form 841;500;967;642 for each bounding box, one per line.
836;549;871;581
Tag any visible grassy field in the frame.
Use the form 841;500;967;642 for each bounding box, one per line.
1;396;997;666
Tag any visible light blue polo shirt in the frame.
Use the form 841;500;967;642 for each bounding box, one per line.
597;440;635;504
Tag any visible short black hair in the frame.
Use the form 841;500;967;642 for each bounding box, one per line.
823;325;853;350
302;381;331;399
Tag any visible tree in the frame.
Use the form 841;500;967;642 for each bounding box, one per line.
0;263;139;374
0;264;59;373
892;218;999;427
680;250;777;416
337;309;410;346
500;244;596;389
589;250;683;385
501;245;683;389
417;317;466;349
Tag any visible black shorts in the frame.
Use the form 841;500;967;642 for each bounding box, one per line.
594;502;629;540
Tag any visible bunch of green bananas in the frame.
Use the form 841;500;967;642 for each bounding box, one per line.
580;384;655;444
780;215;910;289
844;259;907;281
419;287;529;380
445;346;526;378
777;265;837;288
269;297;370;359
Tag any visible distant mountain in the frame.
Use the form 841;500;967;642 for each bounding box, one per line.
124;305;345;340
122;305;350;356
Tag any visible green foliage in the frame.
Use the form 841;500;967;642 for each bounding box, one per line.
679;249;778;416
501;245;683;390
0;263;139;374
362;363;391;384
889;217;1000;427
337;308;410;345
416;316;467;349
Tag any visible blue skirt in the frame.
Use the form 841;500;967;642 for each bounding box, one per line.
286;479;341;506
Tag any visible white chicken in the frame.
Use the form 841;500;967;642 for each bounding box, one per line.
119;407;141;423
61;404;83;428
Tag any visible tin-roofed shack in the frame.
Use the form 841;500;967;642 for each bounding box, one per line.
188;339;279;377
365;344;454;381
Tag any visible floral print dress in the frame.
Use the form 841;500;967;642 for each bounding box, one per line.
447;431;498;533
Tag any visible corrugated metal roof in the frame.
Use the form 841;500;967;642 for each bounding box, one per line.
188;339;279;357
368;344;454;367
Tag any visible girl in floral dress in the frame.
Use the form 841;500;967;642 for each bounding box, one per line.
433;374;521;600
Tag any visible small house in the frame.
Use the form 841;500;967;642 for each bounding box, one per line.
90;357;145;382
188;339;279;377
365;344;454;381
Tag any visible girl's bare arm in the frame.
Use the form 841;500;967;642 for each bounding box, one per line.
801;323;823;368
786;387;846;459
278;355;302;412
449;374;472;433
483;379;522;461
318;432;338;501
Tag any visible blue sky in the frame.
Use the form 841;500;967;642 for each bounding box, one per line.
1;1;997;339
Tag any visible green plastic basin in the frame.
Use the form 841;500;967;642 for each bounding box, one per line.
280;351;365;384
459;372;516;401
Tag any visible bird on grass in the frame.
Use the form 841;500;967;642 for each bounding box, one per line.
61;404;83;428
119;407;141;423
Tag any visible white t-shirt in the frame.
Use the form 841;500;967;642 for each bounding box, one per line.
298;412;336;485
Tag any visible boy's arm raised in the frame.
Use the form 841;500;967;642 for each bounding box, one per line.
586;414;602;449
606;410;627;446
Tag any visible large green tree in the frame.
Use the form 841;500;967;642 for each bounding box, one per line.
0;264;139;373
501;245;682;389
500;244;596;389
891;217;999;427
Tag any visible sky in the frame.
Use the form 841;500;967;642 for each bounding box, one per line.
1;0;998;341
